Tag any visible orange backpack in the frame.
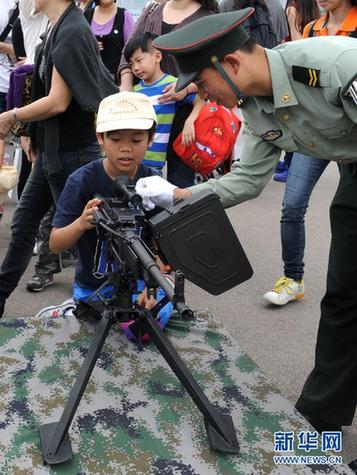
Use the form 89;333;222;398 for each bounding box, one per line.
173;102;241;178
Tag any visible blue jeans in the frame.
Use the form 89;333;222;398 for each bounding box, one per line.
281;153;329;281
0;143;100;299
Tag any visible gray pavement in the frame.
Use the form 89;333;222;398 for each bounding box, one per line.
0;163;356;468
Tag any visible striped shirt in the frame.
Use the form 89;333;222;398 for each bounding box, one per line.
134;74;195;169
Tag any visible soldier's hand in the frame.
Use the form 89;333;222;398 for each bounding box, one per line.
136;176;177;209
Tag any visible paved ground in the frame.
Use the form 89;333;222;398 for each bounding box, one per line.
0;162;356;468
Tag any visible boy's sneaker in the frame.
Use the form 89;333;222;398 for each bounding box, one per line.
263;276;304;306
273;168;289;182
274;160;286;174
26;274;54;292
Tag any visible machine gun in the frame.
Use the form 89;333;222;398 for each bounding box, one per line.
39;177;253;465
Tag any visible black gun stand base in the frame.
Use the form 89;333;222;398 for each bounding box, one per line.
39;297;239;465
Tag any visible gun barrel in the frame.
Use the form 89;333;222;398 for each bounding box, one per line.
124;230;193;317
113;177;143;208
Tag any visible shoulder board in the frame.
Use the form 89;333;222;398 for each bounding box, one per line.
292;65;321;88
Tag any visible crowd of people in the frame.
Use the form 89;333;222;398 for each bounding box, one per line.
0;0;356;470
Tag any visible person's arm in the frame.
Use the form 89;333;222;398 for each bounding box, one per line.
0;42;16;62
0;65;72;138
119;11;136;90
286;6;302;41
119;68;134;91
334;50;357;125
136;124;282;209
158;81;198;104
50;198;102;254
181;97;205;146
186;123;282;208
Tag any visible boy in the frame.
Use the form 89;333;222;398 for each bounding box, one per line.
124;32;205;175
49;92;172;332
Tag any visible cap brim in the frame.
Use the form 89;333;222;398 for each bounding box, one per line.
175;71;199;92
96;118;155;133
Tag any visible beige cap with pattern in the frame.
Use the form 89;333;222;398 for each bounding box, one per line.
96;92;158;133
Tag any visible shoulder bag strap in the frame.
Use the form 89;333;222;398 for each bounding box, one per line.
0;5;20;43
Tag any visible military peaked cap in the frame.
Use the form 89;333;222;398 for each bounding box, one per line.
153;9;254;91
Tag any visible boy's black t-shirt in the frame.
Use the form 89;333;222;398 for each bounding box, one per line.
52;160;157;289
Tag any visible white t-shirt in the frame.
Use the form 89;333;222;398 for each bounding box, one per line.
19;0;48;64
0;0;17;93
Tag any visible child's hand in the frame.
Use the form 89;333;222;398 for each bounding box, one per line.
181;117;195;147
137;288;157;310
158;82;187;103
79;198;102;231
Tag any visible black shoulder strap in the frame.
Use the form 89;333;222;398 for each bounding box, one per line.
308;20;317;37
0;5;19;43
113;7;125;32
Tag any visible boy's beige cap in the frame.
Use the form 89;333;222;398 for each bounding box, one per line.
96;91;157;133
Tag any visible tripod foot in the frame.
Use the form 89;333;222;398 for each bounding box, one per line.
39;422;73;465
204;410;240;454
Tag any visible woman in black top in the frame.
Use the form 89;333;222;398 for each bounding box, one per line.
85;0;134;83
0;0;117;317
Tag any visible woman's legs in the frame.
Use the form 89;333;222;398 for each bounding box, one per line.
0;153;53;312
281;153;329;281
26;143;101;292
263;153;329;305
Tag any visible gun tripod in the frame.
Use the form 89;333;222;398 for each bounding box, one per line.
39;231;240;465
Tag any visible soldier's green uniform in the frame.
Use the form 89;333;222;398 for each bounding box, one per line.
153;12;357;432
190;36;357;207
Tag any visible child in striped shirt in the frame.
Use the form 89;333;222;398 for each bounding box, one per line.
124;32;204;174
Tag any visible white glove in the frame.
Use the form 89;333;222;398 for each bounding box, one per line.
136;176;177;210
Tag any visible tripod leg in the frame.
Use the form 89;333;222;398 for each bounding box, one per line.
39;312;113;465
142;315;239;454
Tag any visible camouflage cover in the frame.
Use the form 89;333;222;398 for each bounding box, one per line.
0;304;353;474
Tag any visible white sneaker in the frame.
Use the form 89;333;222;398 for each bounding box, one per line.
263;276;304;306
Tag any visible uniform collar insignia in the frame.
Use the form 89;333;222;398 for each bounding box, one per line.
265;49;299;109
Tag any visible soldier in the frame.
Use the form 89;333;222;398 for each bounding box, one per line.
135;9;357;436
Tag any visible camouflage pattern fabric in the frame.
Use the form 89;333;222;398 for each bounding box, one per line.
0;304;353;475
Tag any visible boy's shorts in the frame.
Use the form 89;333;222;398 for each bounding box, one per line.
73;280;174;336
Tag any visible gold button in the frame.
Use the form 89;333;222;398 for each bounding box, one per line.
282;94;290;103
308;142;315;148
341;130;347;135
282;114;290;121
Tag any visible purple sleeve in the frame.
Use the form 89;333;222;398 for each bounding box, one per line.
123;10;135;43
